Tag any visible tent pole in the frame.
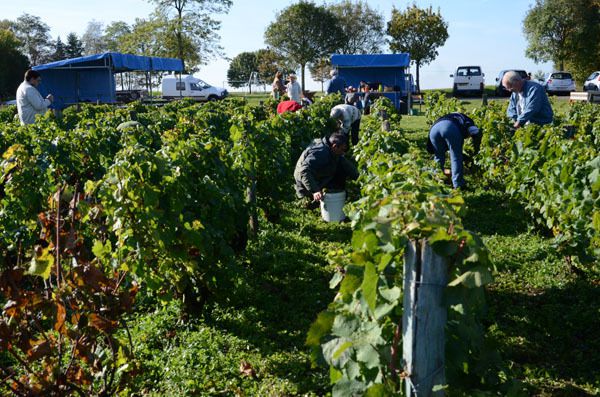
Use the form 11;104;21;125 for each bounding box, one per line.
147;71;151;103
178;72;182;99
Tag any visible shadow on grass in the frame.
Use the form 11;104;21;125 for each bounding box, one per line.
199;207;351;393
487;279;600;396
462;190;530;236
206;205;350;350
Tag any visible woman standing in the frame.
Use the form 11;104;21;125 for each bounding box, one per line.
271;71;286;100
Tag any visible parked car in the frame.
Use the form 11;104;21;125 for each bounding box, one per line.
162;75;228;101
495;69;528;97
543;72;576;95
583;71;600;91
450;66;484;96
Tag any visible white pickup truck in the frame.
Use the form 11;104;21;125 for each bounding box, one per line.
162;75;228;101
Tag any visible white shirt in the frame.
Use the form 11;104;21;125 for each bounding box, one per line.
16;81;51;125
517;92;525;116
287;80;302;103
330;104;361;134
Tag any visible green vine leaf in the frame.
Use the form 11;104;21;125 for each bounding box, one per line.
27;247;54;279
306;311;335;347
362;262;378;311
448;265;493;288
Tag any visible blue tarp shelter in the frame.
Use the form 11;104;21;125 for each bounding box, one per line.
331;53;412;112
32;52;184;109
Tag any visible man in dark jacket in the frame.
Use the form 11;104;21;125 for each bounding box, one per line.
325;69;346;96
427;112;482;189
294;133;359;207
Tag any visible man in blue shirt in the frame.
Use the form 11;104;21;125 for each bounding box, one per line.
502;71;553;128
325;69;346;96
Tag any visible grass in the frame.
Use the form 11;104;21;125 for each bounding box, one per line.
126;98;598;396
128;205;350;396
462;189;600;396
230;92;274;106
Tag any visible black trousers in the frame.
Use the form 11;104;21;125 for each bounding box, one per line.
350;119;360;145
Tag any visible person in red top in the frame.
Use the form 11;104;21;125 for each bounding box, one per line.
277;100;303;114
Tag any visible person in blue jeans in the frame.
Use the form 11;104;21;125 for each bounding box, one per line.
427;113;482;189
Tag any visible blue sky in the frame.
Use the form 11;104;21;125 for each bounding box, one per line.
3;0;553;90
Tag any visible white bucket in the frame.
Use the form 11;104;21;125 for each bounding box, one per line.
320;191;346;222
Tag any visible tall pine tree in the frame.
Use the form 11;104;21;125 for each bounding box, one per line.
65;32;83;58
51;36;66;61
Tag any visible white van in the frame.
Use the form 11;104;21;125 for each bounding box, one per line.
162;75;228;101
450;66;485;96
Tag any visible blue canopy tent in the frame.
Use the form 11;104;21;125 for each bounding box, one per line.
32;52;184;109
330;53;412;112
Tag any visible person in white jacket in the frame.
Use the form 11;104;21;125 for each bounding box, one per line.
330;103;362;145
16;69;53;125
286;74;302;104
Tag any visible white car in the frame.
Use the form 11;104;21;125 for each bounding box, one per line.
450;66;484;97
162;75;228;101
583;71;600;91
543;72;576;95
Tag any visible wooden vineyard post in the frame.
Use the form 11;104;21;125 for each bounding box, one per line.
247;173;257;238
402;240;448;396
379;109;391;132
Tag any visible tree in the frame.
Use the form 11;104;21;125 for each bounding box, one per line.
227;51;258;89
523;0;576;72
523;0;600;82
0;29;29;100
65;32;84;58
0;20;13;31
387;5;448;93
117;11;202;71
255;48;295;83
81;20;107;55
104;21;132;52
147;0;232;72
308;57;331;92
120;16;165;56
12;13;53;65
328;0;386;54
51;36;66;61
566;0;600;82
265;1;345;91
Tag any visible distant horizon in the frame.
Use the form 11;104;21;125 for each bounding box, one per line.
3;0;555;91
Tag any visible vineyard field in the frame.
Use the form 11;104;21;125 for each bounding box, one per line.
0;94;598;396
